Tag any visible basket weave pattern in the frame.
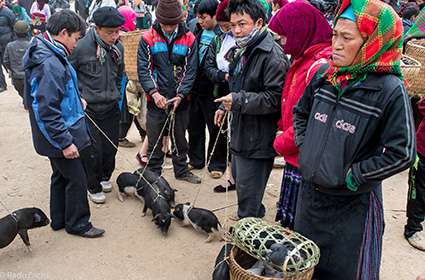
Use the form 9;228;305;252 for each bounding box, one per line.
230;218;319;278
405;40;425;95
229;247;315;280
120;30;146;81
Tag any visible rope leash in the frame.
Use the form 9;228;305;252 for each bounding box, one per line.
85;112;170;200
0;198;18;223
191;111;229;206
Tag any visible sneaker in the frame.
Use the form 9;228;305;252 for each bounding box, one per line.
88;191;106;204
176;171;202;184
209;171;224;179
407;231;425;251
119;138;136;148
100;181;113;193
74;226;105;238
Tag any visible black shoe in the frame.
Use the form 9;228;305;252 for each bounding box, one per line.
176;171;202;184
74;226;105;238
213;180;236;193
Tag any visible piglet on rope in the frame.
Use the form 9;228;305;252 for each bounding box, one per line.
173;203;223;242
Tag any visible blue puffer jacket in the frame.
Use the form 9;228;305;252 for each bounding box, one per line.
23;35;91;158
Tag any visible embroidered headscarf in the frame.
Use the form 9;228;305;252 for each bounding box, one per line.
269;1;332;59
325;0;404;92
405;7;425;39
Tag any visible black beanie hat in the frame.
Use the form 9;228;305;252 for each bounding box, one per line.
155;0;184;25
93;6;125;27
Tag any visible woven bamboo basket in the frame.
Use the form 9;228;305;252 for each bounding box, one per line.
405;40;425;95
120;30;147;80
230;218;319;279
401;55;422;94
229;247;314;280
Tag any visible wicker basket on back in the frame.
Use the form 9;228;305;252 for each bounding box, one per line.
405;40;425;96
401;55;422;95
120;30;147;81
229;218;320;280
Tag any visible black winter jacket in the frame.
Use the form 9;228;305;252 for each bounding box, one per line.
137;22;197;108
293;70;416;195
191;23;222;98
203;32;231;98
0;6;15;46
228;31;289;159
69;28;124;116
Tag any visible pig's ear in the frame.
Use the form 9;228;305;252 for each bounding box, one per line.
152;214;160;222
33;212;42;223
185;202;190;205
173;189;178;192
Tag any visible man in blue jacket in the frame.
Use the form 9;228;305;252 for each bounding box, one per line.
23;10;104;238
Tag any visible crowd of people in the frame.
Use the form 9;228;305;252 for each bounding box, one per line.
1;0;424;278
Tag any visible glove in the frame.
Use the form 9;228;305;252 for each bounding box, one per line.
346;169;359;192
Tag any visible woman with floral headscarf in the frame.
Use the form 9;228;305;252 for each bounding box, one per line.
268;1;333;230
292;0;415;279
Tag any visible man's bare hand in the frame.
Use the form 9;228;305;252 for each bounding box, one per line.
63;144;79;159
214;109;225;126
215;94;233;111
417;272;425;280
152;92;167;109
168;96;182;112
81;98;87;110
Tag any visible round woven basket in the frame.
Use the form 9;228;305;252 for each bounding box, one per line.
405;40;425;95
229;247;314;280
230;218;320;276
120;30;147;81
401;55;422;95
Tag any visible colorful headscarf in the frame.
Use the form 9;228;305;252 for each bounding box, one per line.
325;0;404;92
268;1;332;59
405;7;425;39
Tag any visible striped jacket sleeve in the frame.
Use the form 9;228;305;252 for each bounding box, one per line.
137;36;158;96
351;84;416;184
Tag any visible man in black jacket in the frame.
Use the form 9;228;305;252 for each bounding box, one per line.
137;0;200;183
215;0;288;219
70;7;125;204
188;0;227;179
0;0;15;92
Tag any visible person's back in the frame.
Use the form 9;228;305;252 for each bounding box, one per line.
4;21;30;106
5;37;29;79
0;3;15;41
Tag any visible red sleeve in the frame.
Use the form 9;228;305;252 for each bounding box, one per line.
273;126;298;157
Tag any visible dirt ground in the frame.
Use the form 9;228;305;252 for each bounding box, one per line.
0;83;424;280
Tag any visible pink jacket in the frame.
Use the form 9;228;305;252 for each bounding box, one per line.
273;43;332;167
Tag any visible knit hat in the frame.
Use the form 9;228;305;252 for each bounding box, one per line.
216;0;229;22
155;0;184;25
14;20;30;34
93;7;125;27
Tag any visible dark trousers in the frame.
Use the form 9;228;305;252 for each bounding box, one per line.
0;46;7;89
405;154;425;237
119;96;146;140
49;155;92;234
146;104;189;177
85;107;120;193
295;182;383;280
188;96;227;172
232;155;274;218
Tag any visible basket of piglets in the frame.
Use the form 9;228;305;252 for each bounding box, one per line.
229;218;320;280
